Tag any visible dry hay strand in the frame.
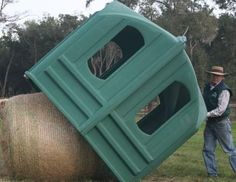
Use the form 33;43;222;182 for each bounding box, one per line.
0;98;8;177
0;93;113;181
0;99;8;109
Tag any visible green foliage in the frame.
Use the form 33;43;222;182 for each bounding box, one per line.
0;14;86;97
0;0;14;23
0;0;25;25
207;14;236;96
15;14;82;65
118;0;139;8
214;0;236;11
143;0;218;89
208;14;236;65
0;0;236;98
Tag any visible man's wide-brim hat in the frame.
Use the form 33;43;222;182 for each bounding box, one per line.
206;66;229;76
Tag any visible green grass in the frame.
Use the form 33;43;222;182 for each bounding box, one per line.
143;122;236;182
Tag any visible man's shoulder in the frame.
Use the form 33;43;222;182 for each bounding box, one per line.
218;82;233;96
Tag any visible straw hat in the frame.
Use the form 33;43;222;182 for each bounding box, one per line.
206;66;229;76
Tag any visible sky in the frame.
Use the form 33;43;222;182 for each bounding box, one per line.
4;0;113;22
4;0;222;24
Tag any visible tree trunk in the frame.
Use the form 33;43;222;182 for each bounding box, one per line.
1;51;14;97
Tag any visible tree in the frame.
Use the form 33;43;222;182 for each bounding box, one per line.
213;0;236;11
1;0;13;22
0;14;86;96
0;0;24;24
0;29;18;97
140;0;218;87
1;0;235;97
15;15;82;67
86;0;219;88
207;14;236;95
88;41;123;78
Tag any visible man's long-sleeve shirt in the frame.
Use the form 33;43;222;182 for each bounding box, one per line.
207;89;230;118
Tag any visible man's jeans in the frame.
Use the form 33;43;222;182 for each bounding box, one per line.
203;118;236;176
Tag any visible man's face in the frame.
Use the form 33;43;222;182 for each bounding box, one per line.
211;74;224;84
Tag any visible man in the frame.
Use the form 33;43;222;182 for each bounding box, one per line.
202;66;236;177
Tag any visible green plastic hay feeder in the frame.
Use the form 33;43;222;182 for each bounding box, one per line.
25;1;207;181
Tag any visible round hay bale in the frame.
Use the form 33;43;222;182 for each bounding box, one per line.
0;93;113;181
0;99;7;109
0;98;9;177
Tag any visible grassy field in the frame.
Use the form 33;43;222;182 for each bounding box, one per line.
142;122;236;182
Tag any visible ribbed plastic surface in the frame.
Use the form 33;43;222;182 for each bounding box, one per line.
25;1;207;181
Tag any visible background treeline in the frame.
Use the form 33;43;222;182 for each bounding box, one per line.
0;0;236;99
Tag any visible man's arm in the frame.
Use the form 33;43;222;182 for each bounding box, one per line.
207;90;230;118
